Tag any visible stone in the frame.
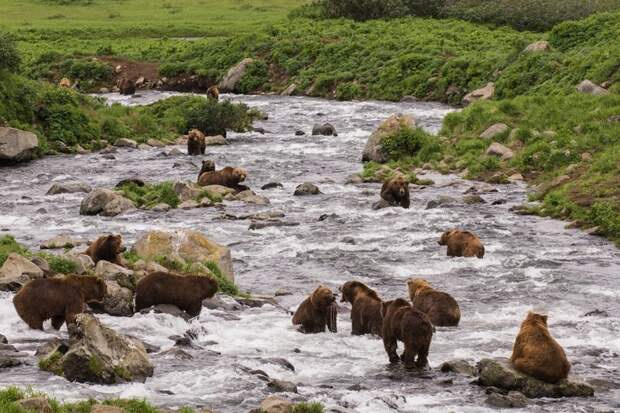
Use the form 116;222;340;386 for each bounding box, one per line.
46;182;92;195
38;314;154;384
508;173;524;182
132;230;234;281
440;359;476;376
30;256;50;274
372;199;392;210
0;127;39;163
524;40;550;53
140;304;192;321
80;189;135;217
426;195;457;209
294;182;321;196
64;254;94;275
486;142;514;160
259;395;293;413
581;152;592;161
100;280;134;316
463;82;495;105
204;135;228;146
204;185;236;197
227;190;270;205
480;123;510;140
477;358;594;398
150;203;171;212
267;378;298;393
294;130;305;136
486;391;528;408
0;334;6;344
168;148;183;156
281;83;297;96
219;58;255;92
312;123;337;136
17;398;53;413
40;234;87;249
576;80;609;96
345;174;363;184
91;405;124;413
95;260;135;288
179;200;199;209
463;195;486;205
203;295;242;311
362;114;415;163
115;138;138;148
261;182;283;190
146;138;165;148
173;181;203;202
0;253;44;291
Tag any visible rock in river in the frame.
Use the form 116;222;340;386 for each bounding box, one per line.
0;127;38;163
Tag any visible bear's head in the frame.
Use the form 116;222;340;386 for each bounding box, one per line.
339;281;379;303
524;311;548;327
188;129;205;141
232;168;247;183
438;229;458;245
391;175;409;197
407;278;431;299
199;275;219;298
380;298;410;318
310;285;335;309
106;234;125;255
200;160;215;175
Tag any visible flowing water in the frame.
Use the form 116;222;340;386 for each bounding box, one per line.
0;93;618;412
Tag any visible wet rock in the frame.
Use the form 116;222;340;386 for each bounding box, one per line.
101;154;116;160
480;123;509;140
132;229;234;281
348;383;368;391
345;174;363;184
294;182;321;196
158;347;193;360
295;130;305;136
100;280;134;316
146;138;165;148
0;344;26;369
400;95;418;102
264;357;295;372
39;314;154;384
227;190;270;205
40;234;87;249
477;357;595;398
318;213;344;223
80;189;135;217
140;304;192;321
463;195;486;205
463;82;495;106
219;58;255;92
509;173;524;182
17;397;53;413
486;142;514;160
268;378;298;393
91;405;123;413
28;256;50;275
281;83;297;96
249;221;299;230
150;203;171;212
259;395;293;413
362;114;415;163
0;253;44;291
576;80;609;96
0;334;6;344
236;295;279;308
440;359;476;376
95;260;134;288
275;289;291;297
262;182;283;190
341;236;356;244
115;138;138;148
251;127;271;134
204;184;236;197
426;195;457;209
46;182;92;195
524;40;550;53
65;254;94;275
179;200;199;209
491;199;507;205
0;127;39;163
203;295;242;311
205;135;228;146
312;123;337;136
115;178;145;188
168;148;184;156
486;391;528;408
173;181;203;202
583;309;609;317
372;199;392;210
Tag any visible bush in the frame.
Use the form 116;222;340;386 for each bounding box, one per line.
236;61;270;94
322;0;409;20
382;127;442;162
0;32;21;72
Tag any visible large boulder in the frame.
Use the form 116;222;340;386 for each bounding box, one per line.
46;182;92;195
95;260;135;289
173;181;203;202
1;340;27;369
362;114;415;163
99;280;134;317
463;82;495;106
576;80;609;96
294;182;321;196
204;135;228;146
40;234;88;250
477;358;594;398
524;40;551;53
219;58;255;92
486;142;514;160
0;127;38;163
0;253;44;291
259;395;294;413
132;230;234;281
80;189;135;217
480;123;509;140
226;190;270;205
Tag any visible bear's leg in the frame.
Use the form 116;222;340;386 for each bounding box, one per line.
64;301;84;327
415;342;430;368
401;347;416;369
51;315;65;330
26;316;45;331
185;302;202;318
383;334;399;363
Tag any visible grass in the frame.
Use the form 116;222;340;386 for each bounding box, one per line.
116;182;180;209
0;235;30;267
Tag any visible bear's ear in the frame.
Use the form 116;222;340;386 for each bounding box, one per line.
541;314;548;324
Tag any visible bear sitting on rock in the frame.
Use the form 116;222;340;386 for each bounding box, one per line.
13;275;106;330
340;281;383;336
292;285;337;333
197;166;249;192
380;175;410;209
381;298;433;369
187;129;206;156
438;229;484;258
407;278;461;327
511;312;571;383
84;234;125;265
135;271;218;317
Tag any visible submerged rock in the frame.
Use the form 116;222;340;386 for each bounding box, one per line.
140;304;192;321
262;182;283;190
267;378;298;393
486;391;528;408
46;182;92;195
294;182;321;196
40;234;87;249
80;189;135;217
312;123;337;136
440;359;476;376
426;195;457;209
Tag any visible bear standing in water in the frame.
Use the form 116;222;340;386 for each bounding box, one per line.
207;85;219;100
438;229;484;258
292;285;338;333
511;312;571;383
407;278;461;327
84;234;125;265
340;281;383;336
380;175;410;208
13;275;106;330
187;129;206;156
381;298;433;368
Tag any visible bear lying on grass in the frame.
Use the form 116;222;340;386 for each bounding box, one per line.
438;229;484;258
13;275;106;330
292;285;338;333
340;281;383;336
407;278;461;327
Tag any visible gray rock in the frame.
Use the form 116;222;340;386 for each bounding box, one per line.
426;195;457;209
64;254;94;275
146;138;165;148
219;58;255;92
463;82;495;106
249;221;299;230
40;234;87;249
204;135;228;146
140;304;192;321
486;142;514;160
576;80;609;96
179;200;199;209
95;260;134;289
440;359;476;376
486;391;528;408
281;83;297;96
263;358;295;372
0;253;44;291
173;181;203;202
150;203;171;212
30;256;50;274
80;189;135;217
480;123;510;140
228;190;270;205
115;138;138;148
99;280;134;316
294;182;321;196
0;127;38;163
203;295;242;311
524;40;550;53
46;182;92;195
345;174;363;184
294;130;305;136
312;123;337;136
0;334;6;344
463;195;486;205
267;378;298;393
261;182;283;190
372;199;392;210
362;114;415;163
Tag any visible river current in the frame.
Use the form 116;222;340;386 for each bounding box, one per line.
0;92;618;412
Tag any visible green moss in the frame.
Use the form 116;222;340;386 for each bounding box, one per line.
197;190;223;204
123;250;141;266
113;366;132;381
88;355;104;377
116;182;180;209
38;351;64;376
204;261;240;296
0;235;29;267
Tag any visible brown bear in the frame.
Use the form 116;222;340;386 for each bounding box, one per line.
381;298;433;368
339;281;383;336
187;129;206;156
292;285;337;334
13;275;106;330
511;312;571;383
135;271;218;317
197;160;216;181
84;234;125;265
197;166;249;192
438;229;484;258
407;278;461;327
207;85;220;100
118;78;136;95
380;175;410;208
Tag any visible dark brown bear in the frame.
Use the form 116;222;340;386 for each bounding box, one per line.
407;278;461;327
511;312;571;383
438;229;485;258
197;166;248;192
135;271;218;317
118;78;136;95
207;85;220;100
380;175;410;208
381;298;433;368
13;275;106;330
340;281;383;336
197;160;216;181
84;234;125;265
187;129;206;156
292;285;337;333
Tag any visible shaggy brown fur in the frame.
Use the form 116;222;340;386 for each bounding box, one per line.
511;312;571;383
84;234;125;265
292;285;337;334
197;166;248;191
135;271;218;317
380;175;410;208
407;278;461;327
13;276;106;330
381;298;433;368
187;129;206;156
207;85;220;100
340;281;383;336
438;229;485;258
198;160;216;180
118;78;136;95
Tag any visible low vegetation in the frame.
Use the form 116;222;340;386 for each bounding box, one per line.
0;235;77;273
116;182;180;209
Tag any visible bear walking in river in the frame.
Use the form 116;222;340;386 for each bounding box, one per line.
340;281;383;336
187;129;207;156
292;285;338;333
407;278;461;327
438;229;484;258
380;175;410;208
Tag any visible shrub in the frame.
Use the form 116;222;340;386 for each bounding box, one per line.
322;0;409;20
0;32;20;72
236;61;270;94
0;235;29;267
381;127;442;162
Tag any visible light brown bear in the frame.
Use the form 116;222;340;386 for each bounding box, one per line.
381;298;433;368
340;281;383;336
197;166;249;192
187;129;206;156
380;175;410;209
84;234;125;265
13;275;106;330
438;229;484;258
292;285;337;334
207;85;220;100
511;312;571;383
135;271;218;317
407;278;461;327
